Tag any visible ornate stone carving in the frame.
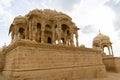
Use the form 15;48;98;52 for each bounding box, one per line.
93;32;114;56
9;9;79;46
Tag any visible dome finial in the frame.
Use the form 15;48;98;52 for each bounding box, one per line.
99;29;101;34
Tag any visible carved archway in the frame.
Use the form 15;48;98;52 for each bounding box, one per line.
103;45;111;55
61;24;70;45
18;27;25;39
61;24;69;32
36;23;41;42
45;24;52;43
47;37;52;43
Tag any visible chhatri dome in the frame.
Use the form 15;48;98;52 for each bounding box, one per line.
93;32;111;45
92;31;114;56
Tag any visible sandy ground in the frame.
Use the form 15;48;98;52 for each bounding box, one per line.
0;72;120;80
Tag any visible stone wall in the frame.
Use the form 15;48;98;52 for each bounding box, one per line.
3;40;106;80
0;51;4;71
103;57;120;72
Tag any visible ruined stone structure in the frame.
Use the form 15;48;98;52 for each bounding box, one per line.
2;9;120;80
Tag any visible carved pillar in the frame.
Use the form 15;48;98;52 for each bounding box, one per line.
29;21;32;40
25;27;27;39
57;22;62;44
32;20;36;41
64;31;67;45
108;46;111;55
41;21;45;43
75;31;79;47
11;31;14;40
36;28;41;42
101;46;104;54
25;24;28;40
14;25;19;40
10;25;15;41
52;25;55;44
70;30;74;47
110;45;114;56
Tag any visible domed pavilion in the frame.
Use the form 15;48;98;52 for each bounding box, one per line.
9;9;79;47
93;32;114;56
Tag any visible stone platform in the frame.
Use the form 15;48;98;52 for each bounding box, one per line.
2;40;106;80
103;57;120;72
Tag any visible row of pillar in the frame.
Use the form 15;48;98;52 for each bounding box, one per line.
28;20;79;46
12;19;79;47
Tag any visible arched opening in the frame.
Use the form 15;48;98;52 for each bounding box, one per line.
47;37;52;43
45;24;52;43
19;28;24;34
61;24;69;45
37;23;41;29
55;40;58;44
55;25;57;29
37;23;41;42
61;38;64;44
39;38;41;42
61;24;69;32
104;45;109;55
45;24;52;32
67;30;71;36
18;28;25;39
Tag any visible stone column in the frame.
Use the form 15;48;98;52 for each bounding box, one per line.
52;25;55;44
11;31;14;40
14;25;20;40
110;46;114;56
29;21;32;40
70;30;74;47
57;22;62;44
41;21;45;43
32;20;37;41
10;25;15;41
75;31;79;47
108;46;111;55
25;24;28;40
64;31;67;45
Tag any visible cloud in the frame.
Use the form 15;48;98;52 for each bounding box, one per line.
81;25;97;34
105;0;120;41
0;0;12;7
45;0;81;12
0;0;14;29
6;0;44;15
105;0;120;31
4;0;81;16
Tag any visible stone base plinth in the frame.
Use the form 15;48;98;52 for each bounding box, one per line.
3;40;106;80
103;57;120;72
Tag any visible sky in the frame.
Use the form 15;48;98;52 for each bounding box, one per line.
0;0;120;56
